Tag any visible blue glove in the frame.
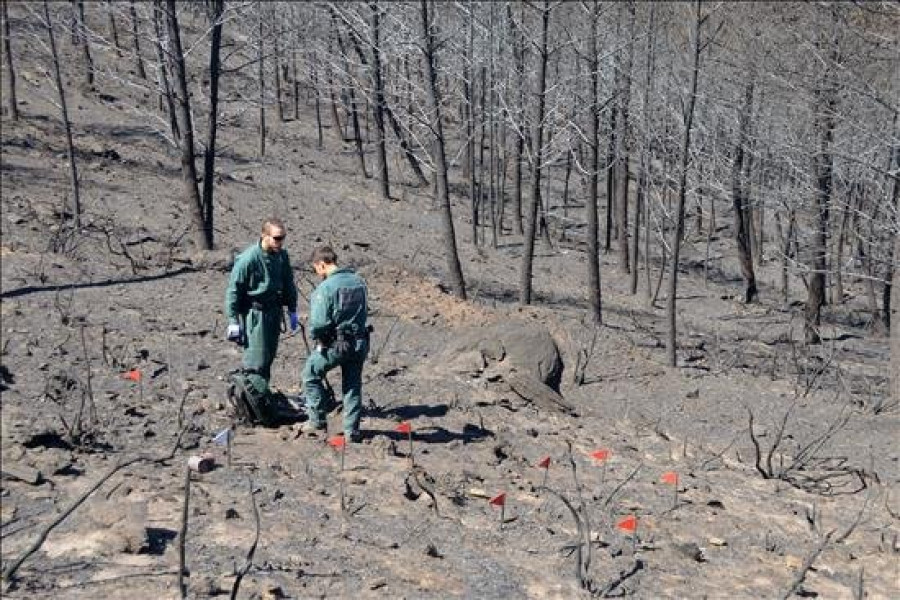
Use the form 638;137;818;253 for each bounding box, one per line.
289;312;299;332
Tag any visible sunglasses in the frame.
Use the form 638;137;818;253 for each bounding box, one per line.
271;235;285;242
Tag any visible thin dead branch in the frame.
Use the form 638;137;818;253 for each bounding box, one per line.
230;479;261;600
2;429;186;583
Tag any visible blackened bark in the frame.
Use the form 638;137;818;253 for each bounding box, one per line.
420;0;466;299
106;0;121;56
509;3;525;235
164;0;209;250
2;1;18;121
200;0;223;250
805;90;835;344
151;0;179;142
75;0;94;87
43;0;81;228
733;80;758;303
370;1;390;199
615;2;635;274
519;0;550;306
257;8;266;157
129;0;146;80
666;0;702;367
586;0;602;323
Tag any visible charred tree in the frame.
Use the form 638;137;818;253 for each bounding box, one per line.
129;0;146;80
43;0;81;228
200;0;223;250
105;0;121;56
257;7;266;157
151;0;179;142
370;1;390;199
614;2;635;274
732;79;759;303
631;3;656;296
74;0;94;87
666;0;704;367
519;0;550;306
805;62;837;345
164;0;209;250
586;0;602;324
420;0;466;299
2;1;18;121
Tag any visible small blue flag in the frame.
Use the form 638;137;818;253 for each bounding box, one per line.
213;428;233;446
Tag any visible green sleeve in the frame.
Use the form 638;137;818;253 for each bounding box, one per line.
308;283;333;341
225;254;249;324
282;252;298;312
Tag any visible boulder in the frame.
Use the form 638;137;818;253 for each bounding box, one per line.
442;323;563;391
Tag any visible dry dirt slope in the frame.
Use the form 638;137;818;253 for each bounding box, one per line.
1;9;900;599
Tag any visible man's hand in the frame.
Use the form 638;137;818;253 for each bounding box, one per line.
289;312;300;332
226;323;242;342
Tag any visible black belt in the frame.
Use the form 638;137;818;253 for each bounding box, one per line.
250;301;279;311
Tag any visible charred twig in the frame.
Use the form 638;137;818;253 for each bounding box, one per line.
230;479;261;600
601;463;644;509
78;325;97;426
565;441;592;580
537;486;592;592
779;530;833;600
370;314;399;365
573;323;600;386
599;557;644;597
178;466;190;599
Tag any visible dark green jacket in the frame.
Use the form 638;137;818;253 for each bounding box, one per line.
308;267;367;342
225;242;298;324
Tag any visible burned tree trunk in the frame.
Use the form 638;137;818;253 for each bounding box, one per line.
420;0;466;299
666;0;703;367
805;88;835;344
164;0;209;250
151;0;179;142
43;0;81;228
257;8;266;157
2;1;19;121
614;2;635;274
74;0;94;87
519;0;550;306
129;0;146;80
200;0;223;250
370;1;390;199
732;80;758;303
586;0;602;324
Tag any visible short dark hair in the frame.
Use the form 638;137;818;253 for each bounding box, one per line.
261;218;285;234
310;245;337;265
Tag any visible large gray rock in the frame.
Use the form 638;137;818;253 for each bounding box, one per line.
440;323;573;414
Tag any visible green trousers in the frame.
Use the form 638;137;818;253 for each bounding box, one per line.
241;307;282;382
302;338;368;434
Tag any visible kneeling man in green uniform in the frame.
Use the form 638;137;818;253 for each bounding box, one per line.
301;246;370;441
225;218;299;391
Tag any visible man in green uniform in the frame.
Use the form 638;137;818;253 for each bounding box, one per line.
301;246;369;441
225;218;299;389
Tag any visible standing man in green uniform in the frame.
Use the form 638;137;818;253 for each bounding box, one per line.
225;218;299;390
301;246;370;441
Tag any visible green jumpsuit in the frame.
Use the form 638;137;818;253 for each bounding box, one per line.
302;267;369;435
225;242;298;383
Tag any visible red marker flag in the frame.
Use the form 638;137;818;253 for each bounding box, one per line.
616;514;638;533
123;369;142;382
590;448;611;462
536;456;551;469
395;421;412;434
661;471;679;486
327;435;346;450
489;492;506;507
